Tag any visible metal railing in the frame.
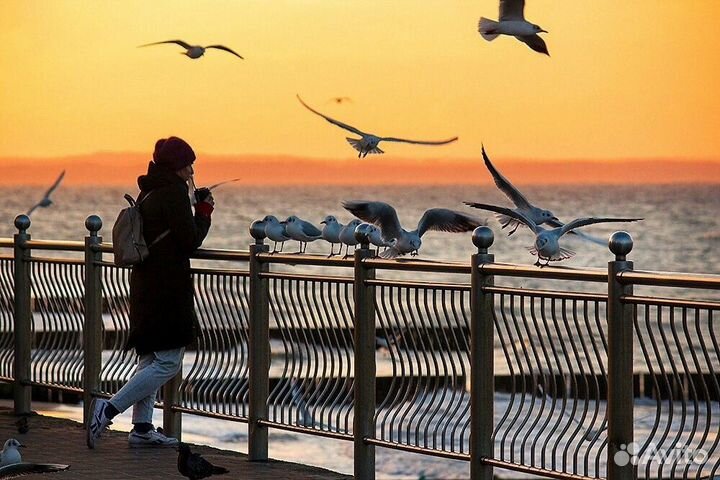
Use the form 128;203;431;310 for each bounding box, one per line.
0;214;718;480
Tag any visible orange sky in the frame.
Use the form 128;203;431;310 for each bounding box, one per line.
1;1;719;184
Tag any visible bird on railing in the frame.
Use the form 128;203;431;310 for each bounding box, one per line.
263;215;290;253
362;224;394;256
464;202;642;266
285;216;323;254
27;170;65;216
343;200;484;258
177;443;229;480
338;219;362;258
139;40;243;60
478;145;604;245
297;95;458;158
0;439;23;467
320;215;344;257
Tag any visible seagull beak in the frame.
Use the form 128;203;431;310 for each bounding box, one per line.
551;216;560;222
540;28;548;33
320;220;327;224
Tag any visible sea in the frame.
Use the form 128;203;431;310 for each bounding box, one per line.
1;183;720;479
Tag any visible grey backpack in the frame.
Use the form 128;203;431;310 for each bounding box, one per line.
112;192;170;266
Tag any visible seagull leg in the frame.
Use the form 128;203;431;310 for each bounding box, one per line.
508;224;519;236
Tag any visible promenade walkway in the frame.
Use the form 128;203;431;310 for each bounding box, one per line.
0;408;351;480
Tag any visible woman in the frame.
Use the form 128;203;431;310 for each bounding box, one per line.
87;136;214;448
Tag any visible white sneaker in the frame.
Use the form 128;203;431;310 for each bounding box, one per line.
86;398;113;449
128;428;179;448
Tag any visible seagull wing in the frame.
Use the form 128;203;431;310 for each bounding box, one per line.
546;217;607;246
500;0;525;21
206;44;244;59
482;145;532;210
44;170;65;198
559;217;643;238
26;203;41;216
297;95;367;136
464;202;540;233
208;178;241;190
342;200;403;240
380;136;458;146
516;34;549;56
138;39;192;49
416;208;484;237
300;220;322;237
0;463;70;476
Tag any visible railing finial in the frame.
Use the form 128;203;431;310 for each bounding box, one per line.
354;223;372;249
249;219;267;245
14;214;30;234
472;226;494;254
85;215;102;237
609;231;633;261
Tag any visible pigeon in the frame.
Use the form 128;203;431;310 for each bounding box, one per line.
285;216;322;254
15;417;28;435
320;215;344;256
480;145;605;245
338;219;362;257
263;215;290;253
297;95;458;158
139;40;243;60
343;201;484;258
478;0;549;56
464;202;641;266
0;439;23;467
27;170;65;216
177;443;229;480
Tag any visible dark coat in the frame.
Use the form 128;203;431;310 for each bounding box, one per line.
126;162;211;355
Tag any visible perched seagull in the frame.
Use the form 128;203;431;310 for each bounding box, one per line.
27;170;65;216
363;224;394;254
320;215;344;257
338;219;362;257
177;443;229;480
285;216;323;254
0;439;23;467
343;201;484;259
480;145;605;245
464;202;641;266
263;215;290;253
297;95;458;158
139;40;243;60
478;0;549;56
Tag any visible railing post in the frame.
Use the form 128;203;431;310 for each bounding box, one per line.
248;220;270;461
13;215;32;415
83;215;103;425
607;231;635;480
470;227;495;480
353;225;376;480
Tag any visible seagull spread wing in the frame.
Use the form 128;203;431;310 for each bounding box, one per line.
464;202;540;233
44;170;65;198
26;203;40;216
416;209;484;237
206;45;244;59
516;34;549;56
559;217;643;238
342;200;403;240
546;218;607;245
380;136;458;146
500;0;526;21
208;178;240;190
297;95;367;137
482;146;532;210
139;39;192;49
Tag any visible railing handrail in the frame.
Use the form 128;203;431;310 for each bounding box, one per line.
617;269;720;289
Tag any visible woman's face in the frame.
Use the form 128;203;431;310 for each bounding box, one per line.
176;164;194;181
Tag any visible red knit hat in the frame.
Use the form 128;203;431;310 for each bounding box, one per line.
152;136;196;171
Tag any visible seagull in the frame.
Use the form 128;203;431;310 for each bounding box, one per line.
363;224;394;254
463;202;642;266
328;96;353;104
480;145;605;245
320;215;344;257
27;170;65;216
478;0;549;56
263;215;290;253
177;443;229;480
338;219;362;257
297;95;458;158
0;462;70;476
343;201;484;259
285;216;323;254
139;40;243;60
0;439;23;467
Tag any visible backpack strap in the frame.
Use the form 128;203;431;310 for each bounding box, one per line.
135;190;171;248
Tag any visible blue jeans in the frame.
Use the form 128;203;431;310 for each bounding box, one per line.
108;348;184;425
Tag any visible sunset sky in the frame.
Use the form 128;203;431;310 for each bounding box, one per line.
1;1;719;184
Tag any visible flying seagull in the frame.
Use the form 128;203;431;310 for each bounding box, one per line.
27;170;65;216
297;95;458;158
464;202;641;266
343;200;484;258
480;145;605;245
478;0;549;56
139;40;243;59
177;443;229;480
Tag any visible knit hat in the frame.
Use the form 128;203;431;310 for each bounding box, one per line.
152;136;196;171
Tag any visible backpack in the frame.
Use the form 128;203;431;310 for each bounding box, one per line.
112;192;170;266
